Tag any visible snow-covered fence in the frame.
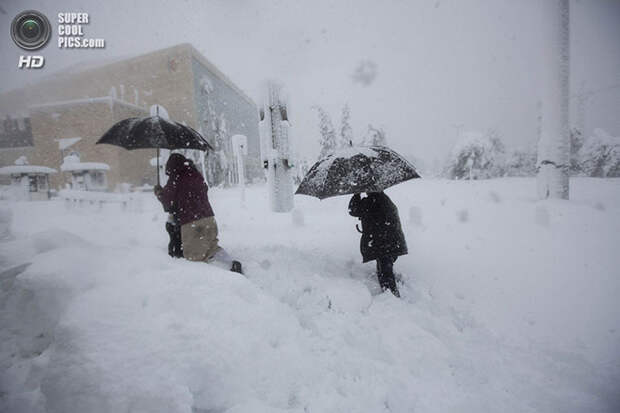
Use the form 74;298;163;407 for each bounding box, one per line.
59;190;146;212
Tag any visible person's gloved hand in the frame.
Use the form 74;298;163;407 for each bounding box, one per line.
153;184;163;196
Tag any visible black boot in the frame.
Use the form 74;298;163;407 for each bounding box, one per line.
166;222;183;258
376;257;400;298
231;260;243;275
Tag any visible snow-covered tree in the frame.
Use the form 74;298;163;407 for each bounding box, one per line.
485;128;505;154
445;131;506;180
315;106;337;157
362;124;386;146
339;104;353;148
579;128;620;177
537;0;570;199
505;149;537;177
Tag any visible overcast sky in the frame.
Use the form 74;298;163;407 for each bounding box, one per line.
1;0;619;165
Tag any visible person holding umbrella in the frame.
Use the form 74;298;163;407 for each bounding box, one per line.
164;157;198;259
154;153;243;274
295;145;420;297
98;112;241;273
348;191;406;297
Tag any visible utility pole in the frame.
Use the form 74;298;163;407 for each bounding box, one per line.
537;0;570;200
259;81;294;212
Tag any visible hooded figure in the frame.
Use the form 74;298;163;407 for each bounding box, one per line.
155;153;242;274
348;191;407;297
162;155;202;258
158;153;214;225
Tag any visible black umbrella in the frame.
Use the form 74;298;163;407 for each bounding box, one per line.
96;115;213;184
295;145;421;200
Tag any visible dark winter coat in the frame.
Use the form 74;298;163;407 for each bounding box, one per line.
348;192;408;263
156;154;214;226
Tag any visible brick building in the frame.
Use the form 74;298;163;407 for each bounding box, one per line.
0;43;260;190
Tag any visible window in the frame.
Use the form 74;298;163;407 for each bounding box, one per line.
73;174;85;190
90;171;106;188
36;175;48;191
28;176;37;192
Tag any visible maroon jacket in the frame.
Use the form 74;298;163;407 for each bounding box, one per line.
156;154;214;226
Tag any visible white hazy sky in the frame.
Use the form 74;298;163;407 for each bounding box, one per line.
1;0;619;165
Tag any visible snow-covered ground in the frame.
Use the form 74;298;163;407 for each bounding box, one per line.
1;178;619;413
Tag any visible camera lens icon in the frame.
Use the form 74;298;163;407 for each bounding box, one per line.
11;10;51;51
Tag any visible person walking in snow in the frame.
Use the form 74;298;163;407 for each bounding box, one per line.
348;191;407;297
154;153;243;274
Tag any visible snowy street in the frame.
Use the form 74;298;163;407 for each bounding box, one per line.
1;177;618;412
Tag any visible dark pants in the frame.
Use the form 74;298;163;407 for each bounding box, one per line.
376;256;400;297
166;222;183;258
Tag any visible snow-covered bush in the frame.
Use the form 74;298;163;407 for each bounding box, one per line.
505;149;537;177
445;131;505;180
578;128;620;178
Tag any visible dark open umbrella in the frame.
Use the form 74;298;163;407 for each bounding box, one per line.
295;145;421;200
96;115;213;184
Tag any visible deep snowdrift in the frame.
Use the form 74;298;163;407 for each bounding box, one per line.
1;178;618;412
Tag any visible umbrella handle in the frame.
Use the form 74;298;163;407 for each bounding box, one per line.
356;223;363;234
157;147;160;186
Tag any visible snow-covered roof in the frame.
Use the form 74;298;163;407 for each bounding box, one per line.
61;162;110;172
0;165;57;175
30;97;145;113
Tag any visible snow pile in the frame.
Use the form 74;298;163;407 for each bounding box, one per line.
1;178;619;412
0;165;58;175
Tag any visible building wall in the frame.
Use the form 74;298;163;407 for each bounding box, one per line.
0;44;197;127
0;116;33;147
0;43;261;188
190;52;261;183
29;99;149;189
